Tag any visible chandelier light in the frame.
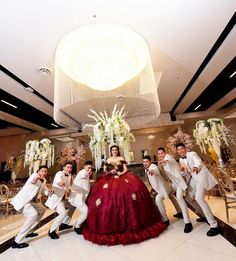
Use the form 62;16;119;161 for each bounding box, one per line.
54;24;160;129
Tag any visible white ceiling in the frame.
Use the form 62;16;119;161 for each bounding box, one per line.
0;0;235;124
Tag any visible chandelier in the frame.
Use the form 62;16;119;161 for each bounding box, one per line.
54;24;160;129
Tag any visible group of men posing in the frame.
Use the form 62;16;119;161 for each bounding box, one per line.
10;143;219;249
143;143;219;237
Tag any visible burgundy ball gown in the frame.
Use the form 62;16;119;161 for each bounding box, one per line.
82;161;166;245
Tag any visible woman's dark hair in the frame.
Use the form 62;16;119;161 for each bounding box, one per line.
143;155;151;161
63;161;74;167
110;145;120;156
37;165;48;172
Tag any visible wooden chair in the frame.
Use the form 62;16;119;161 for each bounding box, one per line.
0;184;11;218
214;167;236;222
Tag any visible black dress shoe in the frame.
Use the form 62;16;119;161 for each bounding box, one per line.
207;227;220;237
74;227;82;235
26;232;38;238
59;223;73;231
196;216;208;223
173;212;183;219
184;223;193;233
48;230;59;239
12;241;29;249
164;220;170;226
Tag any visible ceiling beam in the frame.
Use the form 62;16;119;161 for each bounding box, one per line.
208;88;236;111
0;127;31;137
0;111;46;132
176;105;236;120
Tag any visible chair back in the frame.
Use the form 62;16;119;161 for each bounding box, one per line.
214;167;236;197
0;184;10;199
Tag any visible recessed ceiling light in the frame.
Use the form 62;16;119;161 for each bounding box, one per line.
229;71;236;78
116;95;125;99
51;123;59;127
147;134;155;139
24;87;34;93
194;104;201;111
38;66;52;75
1;100;18;108
55;137;74;142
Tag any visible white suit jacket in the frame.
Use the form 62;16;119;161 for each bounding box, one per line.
45;171;70;209
68;169;90;207
162;154;188;191
179;151;217;191
145;163;171;198
11;173;47;211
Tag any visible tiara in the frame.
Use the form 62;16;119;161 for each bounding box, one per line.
109;143;119;149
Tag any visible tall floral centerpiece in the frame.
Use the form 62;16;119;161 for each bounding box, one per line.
56;143;86;168
85;105;135;170
24;138;55;175
193;118;234;166
167;128;195;154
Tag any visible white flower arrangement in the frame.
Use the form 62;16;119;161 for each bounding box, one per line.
193;118;235;160
85;105;135;170
24;138;55;175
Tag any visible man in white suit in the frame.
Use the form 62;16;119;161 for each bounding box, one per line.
157;147;193;233
176;143;219;237
45;162;75;239
143;156;182;226
68;160;93;234
11;166;50;248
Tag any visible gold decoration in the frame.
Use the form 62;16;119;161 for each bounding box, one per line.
103;183;109;189
96;198;101;206
131;193;137;200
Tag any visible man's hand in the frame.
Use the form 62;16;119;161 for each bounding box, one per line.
149;170;155;176
110;169;117;175
193;167;199;174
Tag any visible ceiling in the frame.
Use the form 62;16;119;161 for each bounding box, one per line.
0;0;236;137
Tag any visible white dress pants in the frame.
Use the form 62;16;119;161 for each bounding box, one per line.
15;202;46;243
72;201;88;228
155;193;181;222
172;184;190;224
50;200;76;232
188;178;218;228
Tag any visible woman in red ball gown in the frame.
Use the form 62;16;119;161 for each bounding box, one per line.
82;145;166;245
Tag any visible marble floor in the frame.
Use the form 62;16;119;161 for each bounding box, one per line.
2;192;234;244
1;198;236;261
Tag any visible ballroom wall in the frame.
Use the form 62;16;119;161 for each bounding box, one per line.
0;118;235;178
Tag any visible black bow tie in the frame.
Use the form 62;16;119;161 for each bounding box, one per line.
181;156;187;159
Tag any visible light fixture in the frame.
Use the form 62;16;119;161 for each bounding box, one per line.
229;71;236;78
51;123;59;128
55;24;148;91
38;66;52;75
147;134;155;139
24;87;34;93
1;100;17;108
54;24;160;128
54;137;74;142
194;104;201;111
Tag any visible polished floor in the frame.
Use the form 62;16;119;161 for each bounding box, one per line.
1;198;236;261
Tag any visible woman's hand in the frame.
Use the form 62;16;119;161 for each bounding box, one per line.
110;169;117;175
